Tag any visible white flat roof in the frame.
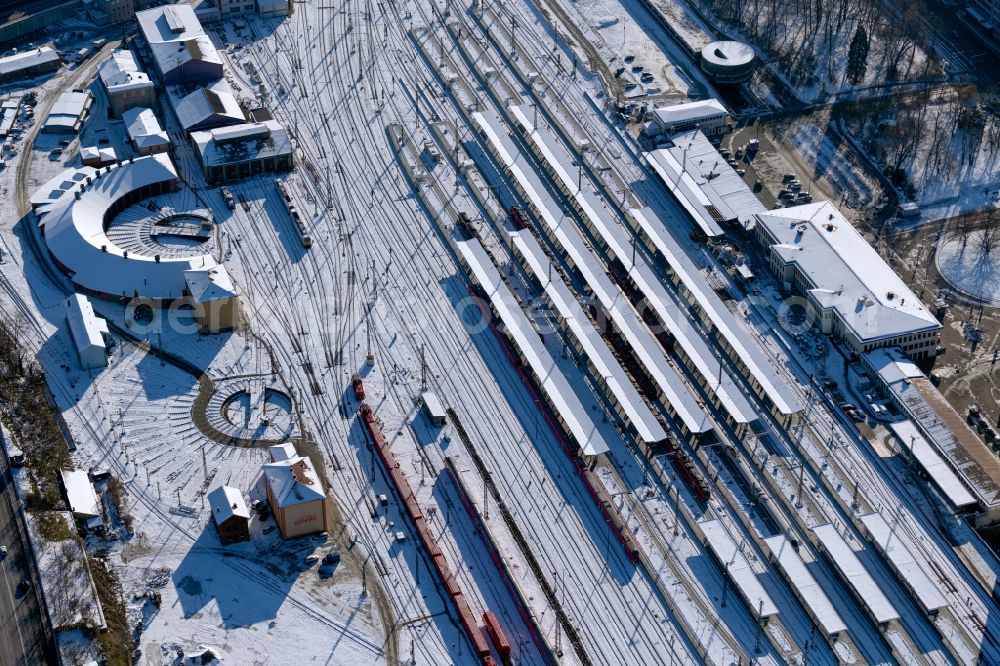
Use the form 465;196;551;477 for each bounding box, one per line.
764;534;846;638
889;420;977;510
645;147;726;238
510;107;758;426
701;41;755;67
812;523;900;625
65;293;108;354
60;469;101;521
0;47;59;77
630;206;801;416
756;203;940;343
652;99;728;129
208;485;250;523
865;346;922;386
263;456;325;507
700;519;779;620
860;513;948;614
269;442;296;462
421;391;445;419
510;229;667;445
32;154;231;300
471;110;711;434
456;237;609;456
137;4;206;44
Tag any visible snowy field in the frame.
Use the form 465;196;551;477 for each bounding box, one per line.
936;231;1000;305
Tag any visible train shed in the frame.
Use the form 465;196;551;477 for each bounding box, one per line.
860;513;948;617
764;534;846;641
699;519;778;623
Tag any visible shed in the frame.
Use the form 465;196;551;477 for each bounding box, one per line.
65;293;109;370
60;469;103;529
207;485;250;545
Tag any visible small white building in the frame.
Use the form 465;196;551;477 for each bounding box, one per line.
262;444;326;539
647;98;730;137
66;294;110;370
60;469;103;528
207;485;251;544
122;107;169;155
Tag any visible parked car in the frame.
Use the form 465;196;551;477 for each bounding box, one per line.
15;579;30;595
736;169;746;176
305;554;319;565
0;546;7;559
323;551;341;566
782;172;796;182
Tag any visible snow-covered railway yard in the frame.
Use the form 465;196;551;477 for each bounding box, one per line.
2;0;1000;664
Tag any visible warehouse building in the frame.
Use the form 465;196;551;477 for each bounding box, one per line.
646;98;730;138
137;4;223;84
66;293;109;370
191;120;292;183
0;46;60;83
171;79;245;133
208;485;251;545
122;106;169;155
30;153;240;333
42;90;93;134
753;202;941;358
98;49;154;117
263;444;327;539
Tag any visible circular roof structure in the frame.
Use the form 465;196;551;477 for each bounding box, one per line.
701;41;755;69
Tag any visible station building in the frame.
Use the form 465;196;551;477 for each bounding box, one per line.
30;153;240;333
753;202;941;359
0;46;60;83
190;120;292;183
263;444;327;539
98;49;154;117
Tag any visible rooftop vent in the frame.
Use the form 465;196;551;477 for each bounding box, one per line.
824;223;835;232
123;250;127;259
887;291;895;300
154;254;160;263
101;245;106;252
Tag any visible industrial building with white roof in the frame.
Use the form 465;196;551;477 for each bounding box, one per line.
191;119;293;183
262;444;327;539
65;293;109;370
754;202;941;358
647;98;730;137
0;46;61;83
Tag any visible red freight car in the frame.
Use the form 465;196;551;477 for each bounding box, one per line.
483;611;512;659
509;205;529;230
352;374;365;400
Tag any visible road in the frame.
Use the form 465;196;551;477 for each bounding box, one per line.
0;455;49;666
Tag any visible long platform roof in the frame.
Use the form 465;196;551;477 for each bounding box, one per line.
471;109;711;434
456;236;609;456
860;513;948;614
510;229;667;445
700;519;779;620
764;534;846;638
812;523;899;625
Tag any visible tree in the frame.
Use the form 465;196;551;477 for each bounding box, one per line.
846;26;870;84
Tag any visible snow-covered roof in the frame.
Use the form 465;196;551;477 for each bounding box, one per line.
65;293;108;355
149;36;221;75
98;50;152;94
456;236;609;456
647;129;767;231
32;154;232;301
184;265;236;303
764;534;846;638
269;442;297;462
509;229;667;445
701;41;755;68
60;469;101;521
43;91;92;132
699;520;778;620
864;347;922;386
812;523;899;624
80;146;100;161
174;80;244;132
0;47;59;77
122;107;169;149
137;4;206;44
888;420;977;510
471;108;713;433
190;120;291;167
755;202;941;343
263;456;325;508
208;485;250;524
860;513;948;614
651;99;728;129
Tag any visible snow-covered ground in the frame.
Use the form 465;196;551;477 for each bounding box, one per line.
936;231;1000;305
